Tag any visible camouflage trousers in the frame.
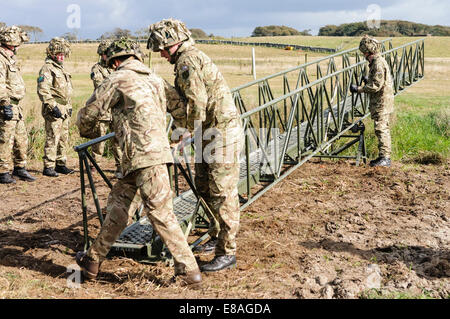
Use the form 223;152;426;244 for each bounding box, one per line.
194;144;241;257
372;111;392;159
87;164;199;274
43;115;70;168
91;120;122;171
0;119;28;173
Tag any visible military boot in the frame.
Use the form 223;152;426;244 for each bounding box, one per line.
200;255;237;273
194;237;217;254
43;167;59;177
177;270;203;289
55;165;74;175
0;172;16;184
13;167;36;182
76;251;100;280
370;157;391;167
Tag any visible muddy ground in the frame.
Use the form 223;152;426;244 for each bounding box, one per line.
0;158;449;299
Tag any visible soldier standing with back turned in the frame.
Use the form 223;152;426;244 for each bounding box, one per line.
351;35;394;167
37;38;75;177
90;40;123;179
148;19;244;273
0;26;36;184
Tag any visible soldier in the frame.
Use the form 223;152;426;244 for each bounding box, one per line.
75;38;202;287
90;40;123;179
0;26;36;184
351;35;394;167
37;37;74;177
148;19;244;273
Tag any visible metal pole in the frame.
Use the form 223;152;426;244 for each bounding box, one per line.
252;48;256;80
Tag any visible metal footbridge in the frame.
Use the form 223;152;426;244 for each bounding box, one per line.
75;38;425;263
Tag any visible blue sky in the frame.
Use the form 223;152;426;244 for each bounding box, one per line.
1;0;449;40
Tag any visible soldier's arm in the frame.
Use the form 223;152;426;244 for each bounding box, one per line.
90;65;104;90
0;61;10;106
37;66;57;112
80;77;120;126
360;61;385;94
177;63;208;132
164;80;187;128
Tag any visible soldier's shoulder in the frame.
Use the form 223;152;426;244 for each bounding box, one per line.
91;63;101;72
178;48;205;68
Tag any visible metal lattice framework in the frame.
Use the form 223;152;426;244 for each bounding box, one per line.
75;38;425;262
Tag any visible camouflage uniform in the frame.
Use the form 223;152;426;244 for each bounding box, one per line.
357;36;394;159
76;41;199;274
89;41;122;172
37;38;73;169
0;27;29;175
149;19;244;257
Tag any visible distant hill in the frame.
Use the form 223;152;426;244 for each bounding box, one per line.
319;20;450;37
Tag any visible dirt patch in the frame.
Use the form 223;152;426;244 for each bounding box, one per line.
0;158;449;299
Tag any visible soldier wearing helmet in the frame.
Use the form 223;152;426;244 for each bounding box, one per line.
148;19;244;273
75;38;202;288
0;26;36;184
37;37;74;177
350;35;394;167
89;40;123;179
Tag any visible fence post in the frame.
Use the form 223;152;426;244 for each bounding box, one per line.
252;47;257;80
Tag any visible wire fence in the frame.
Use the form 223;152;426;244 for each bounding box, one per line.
28;38;339;53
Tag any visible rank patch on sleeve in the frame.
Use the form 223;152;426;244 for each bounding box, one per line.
37;76;44;83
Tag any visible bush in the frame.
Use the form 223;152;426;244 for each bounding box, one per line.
190;28;208;39
251;25;301;37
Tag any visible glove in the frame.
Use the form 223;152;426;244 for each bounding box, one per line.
362;76;369;85
350;84;359;93
2;105;13;121
51;106;62;119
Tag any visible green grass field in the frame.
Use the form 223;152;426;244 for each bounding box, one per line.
13;36;450;166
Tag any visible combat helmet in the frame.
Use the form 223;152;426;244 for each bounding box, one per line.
359;35;381;55
147;18;191;52
46;37;71;58
0;25;29;47
105;37;143;66
97;40;111;55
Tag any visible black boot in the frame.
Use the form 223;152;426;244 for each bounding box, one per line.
200;255;237;273
0;172;16;184
194;237;218;254
55;165;74;175
13;167;36;182
370;157;391;167
43;167;59;177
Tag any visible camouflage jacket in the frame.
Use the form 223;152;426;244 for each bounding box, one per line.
172;41;242;148
91;62;113;89
90;62;113;121
0;47;26;121
358;54;394;115
37;58;73;119
77;58;173;176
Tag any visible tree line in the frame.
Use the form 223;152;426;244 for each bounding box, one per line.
319;20;450;37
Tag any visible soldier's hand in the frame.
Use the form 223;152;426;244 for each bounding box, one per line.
362;76;369;85
350;84;359;93
2;105;14;121
51;106;62;119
